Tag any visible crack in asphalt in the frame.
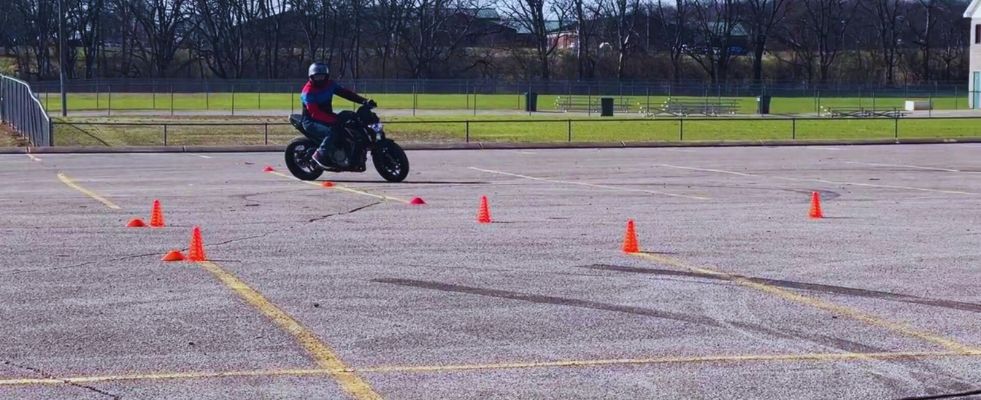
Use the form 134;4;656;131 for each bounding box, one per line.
207;200;383;248
1;252;163;276
2;360;120;399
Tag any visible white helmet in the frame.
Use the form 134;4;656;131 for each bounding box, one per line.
308;62;329;78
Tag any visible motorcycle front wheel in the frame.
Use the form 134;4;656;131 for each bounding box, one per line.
284;138;324;181
371;139;409;182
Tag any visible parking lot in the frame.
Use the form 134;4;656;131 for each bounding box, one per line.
0;144;978;399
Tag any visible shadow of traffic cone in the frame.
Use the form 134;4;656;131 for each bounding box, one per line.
622;219;640;253
161;250;185;262
263;166;275;172
127;218;147;228
409;197;426;205
187;226;207;262
149;200;165;228
477;196;492;224
809;192;824;219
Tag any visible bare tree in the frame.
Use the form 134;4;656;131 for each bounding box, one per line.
779;0;854;84
685;0;739;84
600;0;642;79
743;0;788;84
401;0;487;78
13;0;56;78
569;0;601;79
71;0;106;78
194;0;267;78
653;0;690;83
905;0;940;82
503;0;563;79
936;0;968;81
368;0;413;78
127;0;192;77
861;0;904;84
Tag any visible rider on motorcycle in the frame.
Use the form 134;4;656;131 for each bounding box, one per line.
300;62;375;168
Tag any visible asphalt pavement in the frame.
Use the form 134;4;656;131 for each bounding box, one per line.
0;144;979;399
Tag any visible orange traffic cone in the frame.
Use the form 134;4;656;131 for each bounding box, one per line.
187;226;207;262
809;192;824;219
622;219;640;253
126;218;147;227
321;181;334;188
149;199;165;227
409;197;426;205
161;250;185;262
263;166;275;172
477;196;492;224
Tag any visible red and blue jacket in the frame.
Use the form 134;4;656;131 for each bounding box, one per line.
300;80;367;124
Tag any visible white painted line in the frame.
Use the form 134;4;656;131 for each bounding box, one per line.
772;176;978;195
190;154;213;159
469;167;710;200
655;164;756;178
842;161;972;173
655;164;978;196
25;154;41;162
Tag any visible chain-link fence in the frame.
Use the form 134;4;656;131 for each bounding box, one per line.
27;79;975;117
1;75;52;146
51;115;981;147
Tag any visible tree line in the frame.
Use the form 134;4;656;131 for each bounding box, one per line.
0;0;971;84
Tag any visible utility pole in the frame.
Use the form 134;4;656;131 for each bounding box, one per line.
58;0;67;116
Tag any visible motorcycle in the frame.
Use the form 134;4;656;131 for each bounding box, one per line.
285;103;409;182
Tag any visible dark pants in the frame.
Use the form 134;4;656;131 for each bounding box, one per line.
301;118;334;151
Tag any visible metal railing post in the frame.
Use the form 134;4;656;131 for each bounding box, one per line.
163;124;168;145
567;120;572;142
465;121;470;142
264;123;269;144
792;118;796;140
679;118;684;141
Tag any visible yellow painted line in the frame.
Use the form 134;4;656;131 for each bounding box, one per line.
632;252;980;353
2;350;979;386
656;163;978;195
56;173;121;210
469;167;710;200
267;170;409;204
197;261;381;400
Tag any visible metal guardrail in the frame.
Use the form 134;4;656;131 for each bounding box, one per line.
1;75;52;146
52;115;981;146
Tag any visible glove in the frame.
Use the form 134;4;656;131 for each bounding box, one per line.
364;99;377;108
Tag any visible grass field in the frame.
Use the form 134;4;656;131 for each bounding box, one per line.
50;114;981;147
38;92;970;115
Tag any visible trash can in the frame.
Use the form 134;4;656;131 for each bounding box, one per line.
756;95;771;114
600;97;614;116
524;92;538;112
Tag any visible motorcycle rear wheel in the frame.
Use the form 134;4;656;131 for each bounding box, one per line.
285;138;324;181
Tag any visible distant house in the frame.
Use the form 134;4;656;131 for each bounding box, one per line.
966;0;981;109
548;30;578;50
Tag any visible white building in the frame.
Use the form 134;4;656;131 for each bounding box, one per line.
967;0;981;109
